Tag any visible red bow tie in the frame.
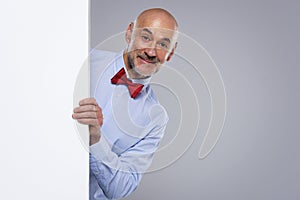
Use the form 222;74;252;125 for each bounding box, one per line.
111;68;144;99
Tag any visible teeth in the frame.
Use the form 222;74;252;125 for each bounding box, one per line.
138;55;156;63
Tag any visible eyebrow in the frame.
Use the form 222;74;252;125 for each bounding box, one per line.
161;38;171;43
141;28;152;35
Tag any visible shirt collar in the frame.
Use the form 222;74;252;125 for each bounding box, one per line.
115;51;151;86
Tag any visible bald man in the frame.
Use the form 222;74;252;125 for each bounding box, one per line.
73;8;178;200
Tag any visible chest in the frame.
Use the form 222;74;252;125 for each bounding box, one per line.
98;85;152;155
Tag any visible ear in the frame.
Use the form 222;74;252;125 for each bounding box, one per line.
125;22;134;45
166;42;177;62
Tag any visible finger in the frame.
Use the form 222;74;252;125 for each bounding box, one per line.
73;114;103;126
77;118;99;126
72;111;100;119
74;105;98;113
79;98;98;106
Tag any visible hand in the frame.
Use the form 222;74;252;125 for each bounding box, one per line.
72;98;103;145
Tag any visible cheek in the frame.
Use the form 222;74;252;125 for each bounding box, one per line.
157;50;169;62
129;43;144;55
130;39;147;51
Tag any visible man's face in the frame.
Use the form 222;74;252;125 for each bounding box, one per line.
126;25;177;78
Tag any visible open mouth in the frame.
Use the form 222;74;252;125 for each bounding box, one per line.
137;55;157;64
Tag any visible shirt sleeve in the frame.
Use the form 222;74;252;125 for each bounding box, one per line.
89;113;168;199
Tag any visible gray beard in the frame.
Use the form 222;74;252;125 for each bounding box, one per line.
126;53;158;79
127;53;135;70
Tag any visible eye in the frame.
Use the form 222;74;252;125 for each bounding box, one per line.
141;35;150;41
158;42;169;49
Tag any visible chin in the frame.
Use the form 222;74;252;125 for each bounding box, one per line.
134;65;158;77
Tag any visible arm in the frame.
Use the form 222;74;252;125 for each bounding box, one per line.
73;98;168;199
89;121;167;199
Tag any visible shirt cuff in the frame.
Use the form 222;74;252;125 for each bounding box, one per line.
89;135;112;162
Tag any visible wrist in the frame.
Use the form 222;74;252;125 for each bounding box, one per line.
89;125;101;146
90;134;100;146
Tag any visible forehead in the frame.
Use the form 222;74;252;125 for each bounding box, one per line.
134;13;178;41
136;14;177;31
136;27;175;36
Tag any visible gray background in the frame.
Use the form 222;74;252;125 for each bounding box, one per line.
91;0;300;199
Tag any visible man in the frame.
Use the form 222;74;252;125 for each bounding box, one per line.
72;8;178;200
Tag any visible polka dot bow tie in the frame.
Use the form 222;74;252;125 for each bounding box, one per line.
111;68;144;99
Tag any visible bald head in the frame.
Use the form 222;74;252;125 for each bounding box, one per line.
123;8;178;79
135;8;178;31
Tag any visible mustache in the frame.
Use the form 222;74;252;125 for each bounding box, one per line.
137;53;159;64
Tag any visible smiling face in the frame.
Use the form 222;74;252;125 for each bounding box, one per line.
124;9;178;79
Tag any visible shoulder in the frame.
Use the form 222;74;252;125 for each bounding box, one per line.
90;49;119;97
90;49;118;69
90;49;117;75
90;49;117;60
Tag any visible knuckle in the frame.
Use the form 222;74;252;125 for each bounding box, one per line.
91;98;96;103
79;99;86;105
96;110;102;117
91;112;97;118
79;97;93;105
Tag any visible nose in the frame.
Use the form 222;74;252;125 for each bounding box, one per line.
145;46;157;57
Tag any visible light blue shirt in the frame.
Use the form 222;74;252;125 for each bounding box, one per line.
89;49;168;200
